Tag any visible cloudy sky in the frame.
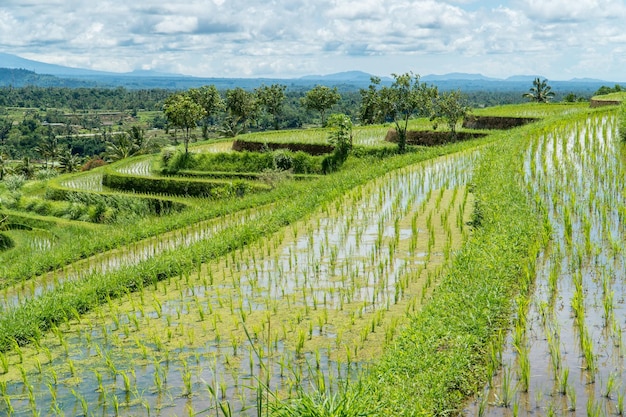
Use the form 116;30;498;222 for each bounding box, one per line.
1;0;626;80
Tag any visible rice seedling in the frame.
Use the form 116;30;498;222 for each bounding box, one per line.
617;390;625;415
495;365;515;408
604;372;618;399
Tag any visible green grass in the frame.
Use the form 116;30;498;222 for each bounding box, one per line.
472;102;589;118
0;132;496;353
276;105;609;416
591;92;626;101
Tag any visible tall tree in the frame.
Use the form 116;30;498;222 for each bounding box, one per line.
0;153;9;180
163;92;206;153
223;87;258;136
58;148;81;173
432;90;470;139
188;85;224;139
35;128;59;168
301;85;341;126
377;73;437;153
256;84;287;130
359;77;383;125
0;118;11;147
523;78;555;103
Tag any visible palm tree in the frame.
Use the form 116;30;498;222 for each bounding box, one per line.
58;148;81;173
524;78;555;103
0;153;9;180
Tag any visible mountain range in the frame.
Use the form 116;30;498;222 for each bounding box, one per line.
0;52;617;92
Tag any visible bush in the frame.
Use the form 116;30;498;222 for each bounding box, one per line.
161;149;196;174
103;170;270;198
272;150;293;171
81;157;107;171
0;233;14;251
164;150;324;175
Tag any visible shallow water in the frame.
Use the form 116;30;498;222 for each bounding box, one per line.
465;115;626;416
0;151;479;416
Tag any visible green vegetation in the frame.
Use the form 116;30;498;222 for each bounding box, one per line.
523;77;555;103
591;91;626;102
1;78;620;417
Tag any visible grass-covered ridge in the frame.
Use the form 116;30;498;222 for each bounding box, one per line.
591;91;626;102
0;133;496;352
274;106;612;416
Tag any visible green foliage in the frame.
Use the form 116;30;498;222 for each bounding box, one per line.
3;173;26;192
44;186;184;222
0;232;13;251
619;104;626;142
188;85;224;139
368;73;438;153
162;149;324;175
431;90;471;137
272;149;293;171
256;84;287;130
594;84;624;96
523;78;555;103
271;383;380;417
163;92;207;153
223;87;259;136
301;85;341;126
326;113;353;157
103;170;268;198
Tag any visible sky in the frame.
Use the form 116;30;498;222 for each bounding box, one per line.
1;0;626;81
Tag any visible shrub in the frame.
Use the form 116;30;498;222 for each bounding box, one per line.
0;233;13;251
103;170;269;198
81;157;107;171
272;150;293;171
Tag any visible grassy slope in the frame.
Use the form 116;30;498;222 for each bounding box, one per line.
0;134;496;352
364;107;617;416
591;91;626;101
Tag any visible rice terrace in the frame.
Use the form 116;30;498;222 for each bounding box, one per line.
1;74;626;417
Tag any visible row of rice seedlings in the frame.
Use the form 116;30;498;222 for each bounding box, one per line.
0;152;477;415
0;201;274;309
59;172;104;191
473;112;626;416
115;158;154;177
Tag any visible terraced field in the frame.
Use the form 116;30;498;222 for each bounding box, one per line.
4;103;622;416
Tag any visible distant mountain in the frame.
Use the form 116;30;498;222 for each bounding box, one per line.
0;52;117;77
300;70;390;83
0;52;183;78
0;52;620;92
505;75;544;82
568;77;608;83
422;73;499;82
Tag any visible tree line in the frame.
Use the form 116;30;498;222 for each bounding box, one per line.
1;75;568;176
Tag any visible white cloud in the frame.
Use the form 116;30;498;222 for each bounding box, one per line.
0;0;625;80
153;16;198;34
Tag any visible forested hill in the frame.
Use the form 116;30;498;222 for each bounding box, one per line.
0;66;615;99
0;68;97;88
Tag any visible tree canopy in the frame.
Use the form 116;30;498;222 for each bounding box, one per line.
523;78;555;103
163;92;206;153
376;73;438;152
300;85;341;126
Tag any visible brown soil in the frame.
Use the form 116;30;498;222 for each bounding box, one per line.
589;99;622;108
462;115;538;130
232;139;333;155
384;129;487;146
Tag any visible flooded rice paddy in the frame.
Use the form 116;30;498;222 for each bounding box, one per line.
466;115;626;416
0;151;477;416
